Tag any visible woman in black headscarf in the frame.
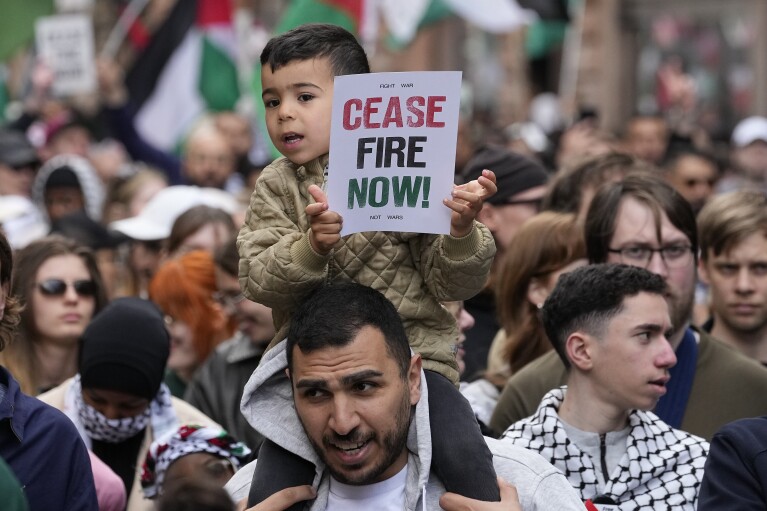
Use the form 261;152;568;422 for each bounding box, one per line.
39;297;219;511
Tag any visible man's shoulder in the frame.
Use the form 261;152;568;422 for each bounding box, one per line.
698;331;767;381
486;436;560;477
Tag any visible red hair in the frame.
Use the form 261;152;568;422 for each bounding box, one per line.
149;251;233;363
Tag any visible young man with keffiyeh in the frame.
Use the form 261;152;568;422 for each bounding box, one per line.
501;264;709;510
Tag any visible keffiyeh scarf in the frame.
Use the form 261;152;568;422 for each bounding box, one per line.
501;387;709;510
141;424;251;498
65;374;179;448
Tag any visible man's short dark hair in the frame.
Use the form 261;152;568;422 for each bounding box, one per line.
542;264;667;368
260;23;370;76
286;282;411;378
585;172;698;264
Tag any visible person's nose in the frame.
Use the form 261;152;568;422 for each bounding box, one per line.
657;336;677;370
328;395;360;436
645;250;670;279
735;268;755;294
63;283;80;303
278;100;295;121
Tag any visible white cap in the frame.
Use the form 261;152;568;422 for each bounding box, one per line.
109;185;240;241
732;116;767;148
0;195;48;249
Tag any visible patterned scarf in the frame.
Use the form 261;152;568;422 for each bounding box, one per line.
141;424;251;498
501;387;709;510
65;374;179;448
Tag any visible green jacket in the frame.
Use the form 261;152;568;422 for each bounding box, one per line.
490;327;767;441
237;155;496;384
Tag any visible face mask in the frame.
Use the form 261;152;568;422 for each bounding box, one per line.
77;393;151;443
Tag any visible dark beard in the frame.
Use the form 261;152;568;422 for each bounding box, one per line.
308;393;413;485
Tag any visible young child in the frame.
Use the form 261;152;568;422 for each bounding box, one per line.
238;23;500;507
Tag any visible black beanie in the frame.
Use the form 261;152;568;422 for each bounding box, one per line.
460;146;549;205
79;297;170;400
45;166;82;190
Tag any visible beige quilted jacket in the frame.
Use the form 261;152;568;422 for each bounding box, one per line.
237;155;496;384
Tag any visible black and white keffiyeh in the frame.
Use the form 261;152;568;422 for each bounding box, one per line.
65;374;179;447
501;387;709;510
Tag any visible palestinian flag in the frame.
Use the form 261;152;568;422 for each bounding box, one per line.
125;0;240;152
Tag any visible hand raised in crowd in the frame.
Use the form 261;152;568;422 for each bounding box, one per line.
96;57;129;107
439;477;522;511
306;185;343;255
444;168;497;238
237;485;317;511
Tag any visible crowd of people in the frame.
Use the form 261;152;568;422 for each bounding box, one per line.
3;18;767;511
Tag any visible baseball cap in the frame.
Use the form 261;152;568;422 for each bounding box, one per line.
0;129;39;168
731;116;767;148
109;185;240;241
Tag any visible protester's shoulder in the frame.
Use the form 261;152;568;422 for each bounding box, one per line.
507;350;565;387
699;331;767;380
225;459;256;503
713;416;767;450
36;378;71;409
170;396;221;428
16;389;84;445
486;437;583;510
486;437;561;478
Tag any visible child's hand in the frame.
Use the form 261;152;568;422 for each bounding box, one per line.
444;169;497;238
306;185;342;255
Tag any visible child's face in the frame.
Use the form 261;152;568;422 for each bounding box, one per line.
262;57;335;165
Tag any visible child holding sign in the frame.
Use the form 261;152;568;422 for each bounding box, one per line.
238;23;500;507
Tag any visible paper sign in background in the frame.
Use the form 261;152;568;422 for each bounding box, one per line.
35;15;96;97
328;71;462;236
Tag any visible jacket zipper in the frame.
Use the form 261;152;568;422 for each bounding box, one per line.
599;433;609;483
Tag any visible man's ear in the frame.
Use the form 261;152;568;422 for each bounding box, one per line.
566;332;594;371
285;368;291;381
698;257;711;285
408;354;422;406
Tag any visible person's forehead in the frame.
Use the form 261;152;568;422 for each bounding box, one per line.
291;326;394;380
612;196;689;245
608;292;671;330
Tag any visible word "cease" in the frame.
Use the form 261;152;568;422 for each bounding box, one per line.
343;96;446;130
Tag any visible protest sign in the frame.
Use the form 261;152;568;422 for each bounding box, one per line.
327;71;462;235
35;14;96;97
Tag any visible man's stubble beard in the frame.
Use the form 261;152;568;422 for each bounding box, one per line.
304;391;413;486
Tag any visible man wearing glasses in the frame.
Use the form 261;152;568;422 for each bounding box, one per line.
491;173;767;441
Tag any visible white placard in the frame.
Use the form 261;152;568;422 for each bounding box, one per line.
328;71;462;236
35;14;96;97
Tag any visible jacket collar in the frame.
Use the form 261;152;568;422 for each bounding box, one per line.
0;366;26;442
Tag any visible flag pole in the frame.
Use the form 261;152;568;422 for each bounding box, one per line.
100;0;151;59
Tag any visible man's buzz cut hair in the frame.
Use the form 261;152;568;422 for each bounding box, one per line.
542;263;667;369
260;23;370;76
286;282;411;379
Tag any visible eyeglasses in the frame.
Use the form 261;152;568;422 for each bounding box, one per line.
212;291;245;309
37;279;97;297
607;244;694;269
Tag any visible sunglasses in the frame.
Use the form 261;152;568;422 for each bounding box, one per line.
37;279;97;298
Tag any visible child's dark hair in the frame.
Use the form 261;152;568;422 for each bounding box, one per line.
260;23;370;76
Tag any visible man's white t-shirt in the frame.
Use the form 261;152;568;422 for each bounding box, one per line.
327;465;408;510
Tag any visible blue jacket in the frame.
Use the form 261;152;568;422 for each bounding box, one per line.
699;416;767;510
0;367;98;511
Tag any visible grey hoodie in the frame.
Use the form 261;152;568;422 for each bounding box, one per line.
226;341;584;510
